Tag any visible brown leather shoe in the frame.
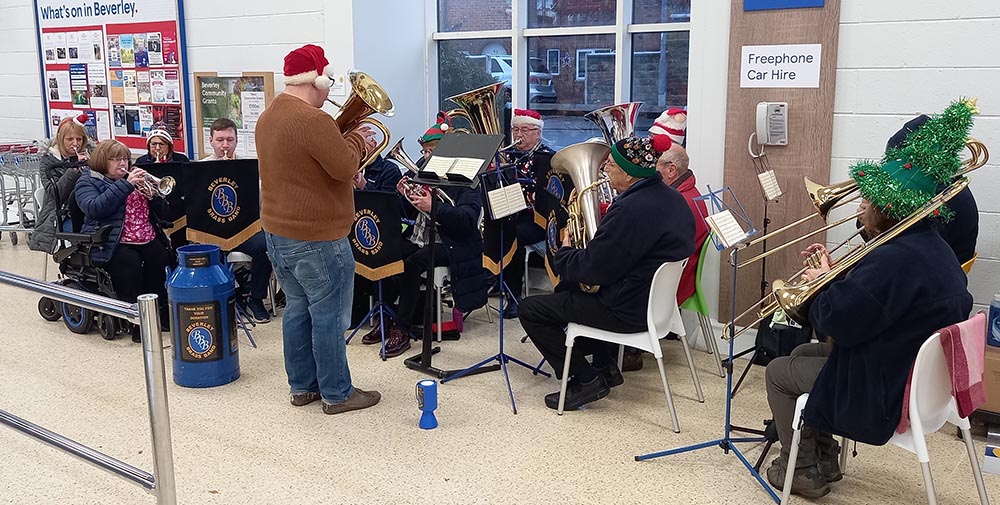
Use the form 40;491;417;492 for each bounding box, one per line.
361;320;388;345
621;351;644;372
290;392;321;406
322;388;381;415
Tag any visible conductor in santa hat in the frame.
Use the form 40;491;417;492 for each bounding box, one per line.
255;44;381;415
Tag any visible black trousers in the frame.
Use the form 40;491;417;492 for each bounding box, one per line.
520;289;646;382
396;241;448;328
502;211;545;298
98;240;171;312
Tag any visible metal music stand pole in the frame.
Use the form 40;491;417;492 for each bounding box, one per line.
346;279;397;361
634;246;780;504
441;160;551;414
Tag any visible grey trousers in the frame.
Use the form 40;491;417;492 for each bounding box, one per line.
765;342;839;467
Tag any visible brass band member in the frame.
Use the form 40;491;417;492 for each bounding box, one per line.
30;114;93;253
256;44;381;414
136;128;189;164
483;108;555;318
764;100;976;498
520;135;692;411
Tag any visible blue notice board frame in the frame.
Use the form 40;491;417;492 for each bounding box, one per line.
744;0;824;11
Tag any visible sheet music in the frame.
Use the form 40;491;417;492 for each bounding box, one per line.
486;182;528;219
757;170;782;201
705;209;748;248
422;156;485;180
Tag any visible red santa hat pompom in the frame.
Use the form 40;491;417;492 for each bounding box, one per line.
650;132;673;154
511;108;543;129
73;113;90;126
649;107;687;145
283;44;335;89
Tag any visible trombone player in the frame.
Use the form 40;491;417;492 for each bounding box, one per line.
255;44;381;415
764;99;977;499
520;135;692;411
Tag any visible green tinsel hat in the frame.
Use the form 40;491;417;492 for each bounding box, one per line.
419;111;453;144
849;98;978;220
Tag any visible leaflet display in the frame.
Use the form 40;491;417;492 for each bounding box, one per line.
34;1;190;155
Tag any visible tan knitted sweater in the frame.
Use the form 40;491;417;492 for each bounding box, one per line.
255;93;366;241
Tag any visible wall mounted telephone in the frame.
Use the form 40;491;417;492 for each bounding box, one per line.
756;102;788;146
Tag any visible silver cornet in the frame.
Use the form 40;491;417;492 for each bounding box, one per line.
128;167;175;197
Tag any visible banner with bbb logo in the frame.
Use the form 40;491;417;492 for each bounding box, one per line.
351;191;404;281
182;159;261;250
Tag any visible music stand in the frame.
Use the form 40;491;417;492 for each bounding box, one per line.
634;186;781;504
404;134;506;379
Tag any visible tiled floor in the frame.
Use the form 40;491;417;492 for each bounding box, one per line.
0;237;995;504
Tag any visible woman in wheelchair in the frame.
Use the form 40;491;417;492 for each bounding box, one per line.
28;114;93;254
74;140;174;342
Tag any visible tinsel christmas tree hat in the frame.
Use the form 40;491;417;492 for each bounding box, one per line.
850;98;977;220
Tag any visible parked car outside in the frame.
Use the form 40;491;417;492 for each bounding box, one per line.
467;54;557;103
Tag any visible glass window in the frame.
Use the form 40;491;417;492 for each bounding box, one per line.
630;32;689;134
527;34;616;150
528;0;616;29
437;38;512;112
438;0;512;31
633;0;691;23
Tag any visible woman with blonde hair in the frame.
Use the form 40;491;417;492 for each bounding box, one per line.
29;114;93;253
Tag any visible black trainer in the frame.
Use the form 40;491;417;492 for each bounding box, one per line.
544;375;610;411
599;364;624;388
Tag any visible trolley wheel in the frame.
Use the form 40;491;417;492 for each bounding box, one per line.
9;232;17;245
98;314;117;340
38;297;61;321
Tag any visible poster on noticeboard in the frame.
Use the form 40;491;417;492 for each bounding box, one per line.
33;0;191;156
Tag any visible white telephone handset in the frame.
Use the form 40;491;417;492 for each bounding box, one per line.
756;102;788;146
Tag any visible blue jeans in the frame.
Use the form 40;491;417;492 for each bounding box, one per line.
232;231;273;300
264;232;356;403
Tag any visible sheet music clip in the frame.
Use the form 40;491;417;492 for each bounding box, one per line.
694;185;756;252
748;133;782;203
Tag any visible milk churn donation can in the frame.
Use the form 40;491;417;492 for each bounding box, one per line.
167;244;240;387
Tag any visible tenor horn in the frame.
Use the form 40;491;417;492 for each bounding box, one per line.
445;81;505;135
326;70;394;172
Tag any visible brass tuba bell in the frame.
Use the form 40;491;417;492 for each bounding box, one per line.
445;81;506;135
326;71;395;173
584;102;644;145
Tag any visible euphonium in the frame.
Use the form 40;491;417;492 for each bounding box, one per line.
549;141;612;293
326;70;395;173
445;81;505;135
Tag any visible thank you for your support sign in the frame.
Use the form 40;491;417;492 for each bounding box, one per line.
740;44;822;88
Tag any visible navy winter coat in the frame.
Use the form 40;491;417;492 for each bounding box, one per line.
74;169;171;263
553;173;695;327
430;185;488;313
803;223;972;445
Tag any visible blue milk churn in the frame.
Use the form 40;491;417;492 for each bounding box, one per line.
166;244;240;387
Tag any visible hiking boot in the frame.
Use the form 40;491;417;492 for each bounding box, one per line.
382;328;412;358
322;388;381;414
766;458;831;499
544;375;611;411
819;455;843;483
361;320;388;345
599;363;624;388
290;392;321;406
247;299;271;323
621;351;644;372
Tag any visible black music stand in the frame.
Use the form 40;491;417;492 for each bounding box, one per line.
404;134;505;379
440;155;551;414
635;187;780;504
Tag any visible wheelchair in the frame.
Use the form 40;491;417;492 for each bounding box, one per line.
36;225;134;340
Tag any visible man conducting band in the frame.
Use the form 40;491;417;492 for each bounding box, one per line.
197;117;273;323
484;108;555;318
256;44;381;414
763;100;975;498
520;135;693;411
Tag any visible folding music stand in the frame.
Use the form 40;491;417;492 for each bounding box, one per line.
634;186;781;504
404;134;506;380
441;154;551;414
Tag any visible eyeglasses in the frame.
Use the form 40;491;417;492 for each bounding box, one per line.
108;157;129;163
149;141;168;147
511;127;540;133
420;148;435;155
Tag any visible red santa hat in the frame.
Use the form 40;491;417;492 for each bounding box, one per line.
511;108;543;129
283;44;335;88
59;113;89;129
649;108;687;145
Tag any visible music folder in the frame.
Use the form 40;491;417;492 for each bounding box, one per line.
410;133;504;189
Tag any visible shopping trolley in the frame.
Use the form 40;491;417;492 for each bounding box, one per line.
0;142;43;245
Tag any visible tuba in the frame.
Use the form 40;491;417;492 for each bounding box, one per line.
445;81;505;135
584;102;643;145
326;71;395;173
549;141;612;293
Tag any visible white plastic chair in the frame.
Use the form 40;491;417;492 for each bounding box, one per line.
433;265;449;342
557;259;704;433
782;332;990;505
226;251;277;315
523;241;546;297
